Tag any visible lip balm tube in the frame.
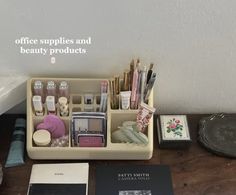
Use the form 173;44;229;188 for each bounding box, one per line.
33;80;44;102
32;95;44;116
5;118;26;168
59;81;69;100
47;81;57;102
46;96;56;114
120;91;131;110
136;102;156;133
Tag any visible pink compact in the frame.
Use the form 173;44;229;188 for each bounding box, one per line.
78;136;103;147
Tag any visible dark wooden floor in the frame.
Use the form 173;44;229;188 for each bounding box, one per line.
0;114;235;195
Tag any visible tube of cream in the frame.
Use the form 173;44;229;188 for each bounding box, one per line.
120;91;131;110
5;118;26;168
136;102;156;133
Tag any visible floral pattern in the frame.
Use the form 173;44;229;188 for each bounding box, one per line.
166;118;183;137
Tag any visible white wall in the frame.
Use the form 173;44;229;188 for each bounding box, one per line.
1;0;236;114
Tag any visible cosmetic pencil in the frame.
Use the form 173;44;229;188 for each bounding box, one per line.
146;63;154;84
134;59;142;108
110;79;115;109
114;75;120;95
129;59;135;91
123;70;130;91
140;65;147;103
131;62;139;109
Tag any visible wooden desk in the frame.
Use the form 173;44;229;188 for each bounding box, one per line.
0;114;235;195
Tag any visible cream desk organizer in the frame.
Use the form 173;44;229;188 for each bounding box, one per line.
27;78;154;160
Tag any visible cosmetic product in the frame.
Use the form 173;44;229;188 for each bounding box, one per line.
99;81;108;112
101;80;108;93
84;94;94;104
59;97;69;117
46;95;56;114
37;115;66;138
32;95;44;116
146;63;154;84
144;73;156;102
112;120;148;144
59;81;69;100
47;81;57;101
114;75;120;95
78;135;104;147
120;91;131;110
51;135;69;147
109;80;114;109
33;129;51;147
129;59;135;90
131;64;138;109
140;65;147;103
137;102;156;133
134;66;142;108
110;79;119;109
5;118;26;168
123;70;130;91
33;80;44;102
71;112;106;147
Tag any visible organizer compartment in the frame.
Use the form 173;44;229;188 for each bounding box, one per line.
27;78;154;159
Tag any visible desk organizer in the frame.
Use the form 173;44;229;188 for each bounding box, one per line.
27;78;154;160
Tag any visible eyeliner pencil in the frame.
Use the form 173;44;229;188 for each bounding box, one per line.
129;59;135;91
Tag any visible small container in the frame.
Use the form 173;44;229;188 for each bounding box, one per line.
84;94;94;104
32;95;44;116
33;81;44;102
120;91;131;110
46;81;57;101
46;96;56;114
33;129;51;147
157;115;192;149
59;81;69;100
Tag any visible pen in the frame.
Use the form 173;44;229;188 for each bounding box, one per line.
123;70;130;91
114;75;120;95
144;73;156;102
140;65;147;103
146;63;154;84
131;62;138;109
134;59;142;108
129;59;135;91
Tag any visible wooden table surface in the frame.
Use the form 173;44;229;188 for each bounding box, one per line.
0;114;235;195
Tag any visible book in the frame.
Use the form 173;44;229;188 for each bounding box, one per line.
95;165;174;195
27;163;89;195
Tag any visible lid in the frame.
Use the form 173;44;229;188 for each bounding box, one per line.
33;129;51;146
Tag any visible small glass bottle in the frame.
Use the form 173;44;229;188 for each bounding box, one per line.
47;81;57;102
33;81;44;102
59;81;69;100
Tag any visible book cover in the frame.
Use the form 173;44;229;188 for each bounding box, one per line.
27;163;89;195
96;165;174;195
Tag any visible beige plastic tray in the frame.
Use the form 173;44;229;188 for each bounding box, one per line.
27;78;154;160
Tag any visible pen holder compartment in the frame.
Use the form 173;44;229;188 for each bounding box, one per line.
27;77;154;160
